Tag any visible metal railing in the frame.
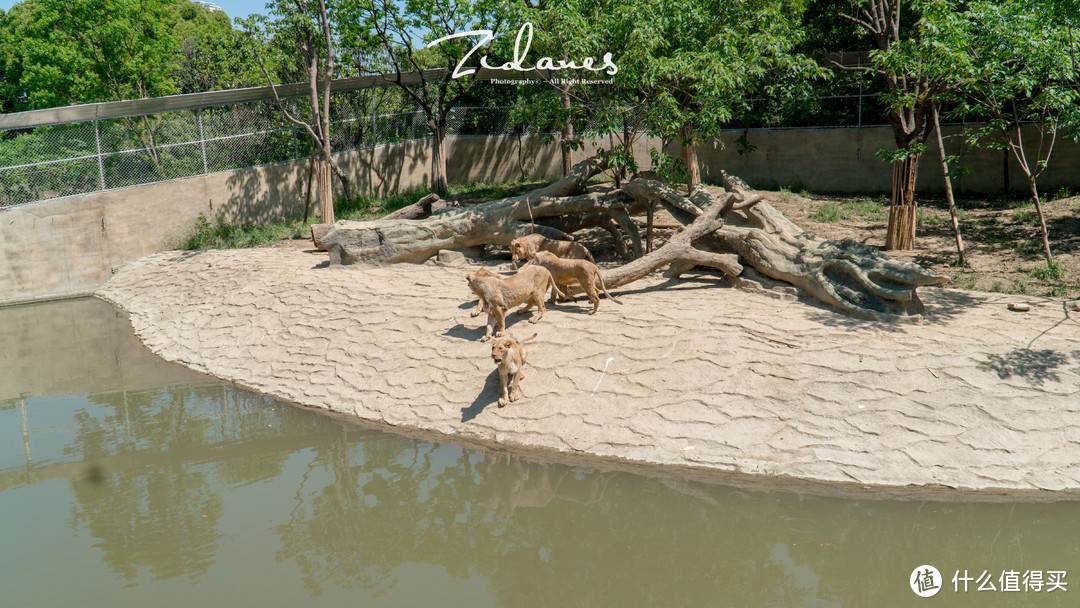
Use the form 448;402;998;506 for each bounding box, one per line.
1;83;884;209
0;100;539;208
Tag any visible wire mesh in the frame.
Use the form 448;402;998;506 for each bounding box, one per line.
1;93;888;208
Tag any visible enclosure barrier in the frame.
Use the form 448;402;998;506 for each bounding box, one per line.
0;67;889;209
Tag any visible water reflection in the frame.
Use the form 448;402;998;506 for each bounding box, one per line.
1;298;1077;607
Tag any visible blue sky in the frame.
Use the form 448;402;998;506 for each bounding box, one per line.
0;0;273;21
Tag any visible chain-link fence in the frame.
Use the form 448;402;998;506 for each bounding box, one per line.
1;92;879;209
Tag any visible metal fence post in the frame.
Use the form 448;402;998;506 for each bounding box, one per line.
197;108;209;174
93;119;106;190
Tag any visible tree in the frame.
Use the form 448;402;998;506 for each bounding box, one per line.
0;5;29;114
3;0;180;175
503;0;623;177
170;2;265;94
834;0;956;250
338;0;503;196
241;0;338;225
613;0;814;190
953;0;1080;265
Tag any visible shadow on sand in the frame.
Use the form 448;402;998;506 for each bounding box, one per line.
461;369;502;422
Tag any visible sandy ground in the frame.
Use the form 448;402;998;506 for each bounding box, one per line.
96;243;1080;498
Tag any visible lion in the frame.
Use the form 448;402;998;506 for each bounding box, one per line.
466;267;498;317
510;233;594;267
490;332;537;407
465;265;564;341
523;250;623;315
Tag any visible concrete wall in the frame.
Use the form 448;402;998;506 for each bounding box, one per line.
2;127;1078;306
1;155;311;306
687;125;1079;195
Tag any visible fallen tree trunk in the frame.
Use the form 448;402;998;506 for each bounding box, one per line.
321;155;623;264
624;177;949;321
382;193;461;220
599;190;755;288
321;153;947;321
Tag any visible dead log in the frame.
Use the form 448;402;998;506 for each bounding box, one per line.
321;155;625;264
319;152;945;322
599;190;755;289
382;193;462;220
609;208;643;259
624;177;949;321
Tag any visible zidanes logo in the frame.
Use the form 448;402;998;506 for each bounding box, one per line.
425;22;618;80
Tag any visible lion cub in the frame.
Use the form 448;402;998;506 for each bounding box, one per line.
491;333;537;407
466;265;564;341
510;234;594;267
524;250;623;314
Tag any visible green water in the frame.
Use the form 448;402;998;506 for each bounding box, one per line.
1;298;1076;607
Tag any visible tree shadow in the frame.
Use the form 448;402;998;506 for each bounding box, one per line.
1046;213;1080;255
461;369;501;422
799;287;988;331
976;348;1080;386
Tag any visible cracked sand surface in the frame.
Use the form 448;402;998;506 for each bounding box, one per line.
96;245;1080;495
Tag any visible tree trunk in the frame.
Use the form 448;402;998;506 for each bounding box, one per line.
382;193;461;220
933;106;965;264
303;150;316;224
322;155;614;264
317;145;334;225
1023;173;1054;264
431;125;448;196
885;155;919;250
600;190;749;288
679;123;701;191
560;83;574;176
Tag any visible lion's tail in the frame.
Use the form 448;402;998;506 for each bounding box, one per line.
596;273;623;305
548;275;566;301
520;333;538;344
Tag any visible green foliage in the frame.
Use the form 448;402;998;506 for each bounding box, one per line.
1011;205;1037;224
4;0;180;108
181;213;313;250
807;197;887;223
811;202;847;223
183;180;535;250
338;181;530;220
1051;186;1074;200
1028;261;1066;281
338;186;434;219
917;209;943;226
941;154;974;180
613;0;818;144
949;272;978;290
735;131;758;156
647;148;689;185
844;197;887;221
172;4;264;94
875;143;927;163
949;0;1080;260
604;144;639;181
